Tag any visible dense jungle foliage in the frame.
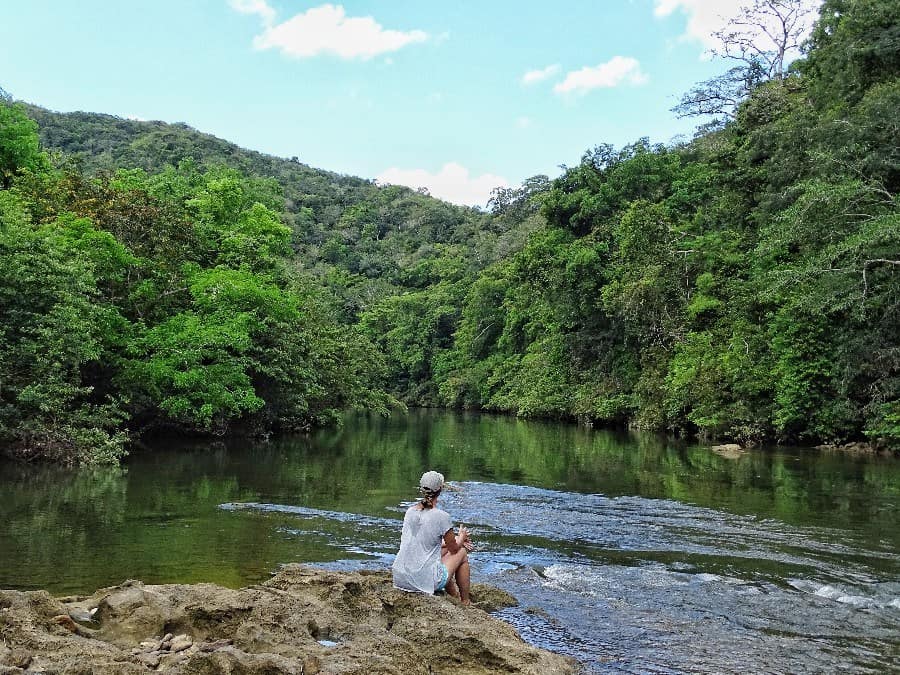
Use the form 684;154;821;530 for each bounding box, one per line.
365;0;899;450
1;101;406;463
1;0;897;463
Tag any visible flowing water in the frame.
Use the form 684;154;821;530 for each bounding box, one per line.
1;410;898;673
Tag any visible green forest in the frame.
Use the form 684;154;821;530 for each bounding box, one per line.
1;0;898;464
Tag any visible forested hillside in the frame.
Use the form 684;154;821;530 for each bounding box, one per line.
26;105;547;320
0;91;543;463
1;0;897;464
358;0;899;449
439;122;898;444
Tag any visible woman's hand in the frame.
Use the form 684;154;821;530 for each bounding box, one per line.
459;525;475;551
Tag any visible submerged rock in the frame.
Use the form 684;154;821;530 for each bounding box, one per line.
711;443;745;459
0;565;577;674
816;441;888;455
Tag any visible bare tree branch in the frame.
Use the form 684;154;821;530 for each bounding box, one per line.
674;0;819;119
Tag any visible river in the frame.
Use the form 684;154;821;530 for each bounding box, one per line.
1;410;898;673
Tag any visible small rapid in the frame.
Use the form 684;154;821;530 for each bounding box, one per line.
224;481;900;673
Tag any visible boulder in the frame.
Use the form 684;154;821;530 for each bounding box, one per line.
711;443;745;459
0;565;578;674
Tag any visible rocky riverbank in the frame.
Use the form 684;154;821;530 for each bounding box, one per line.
0;565;578;674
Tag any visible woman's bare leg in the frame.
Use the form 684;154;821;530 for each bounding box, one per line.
441;548;471;605
444;576;458;598
455;557;471;605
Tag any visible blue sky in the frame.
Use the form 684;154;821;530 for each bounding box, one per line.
0;1;813;205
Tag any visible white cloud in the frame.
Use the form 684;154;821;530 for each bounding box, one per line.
521;64;560;85
376;163;509;208
247;4;428;60
229;0;275;26
554;57;648;95
653;0;741;48
515;116;532;129
653;0;820;52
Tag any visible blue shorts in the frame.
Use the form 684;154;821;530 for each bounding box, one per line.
435;563;449;592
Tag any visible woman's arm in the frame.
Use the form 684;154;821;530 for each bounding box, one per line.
443;528;461;554
443;526;474;554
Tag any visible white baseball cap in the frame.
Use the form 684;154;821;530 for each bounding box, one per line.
419;470;445;493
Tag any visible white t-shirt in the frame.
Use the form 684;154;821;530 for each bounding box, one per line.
392;505;453;594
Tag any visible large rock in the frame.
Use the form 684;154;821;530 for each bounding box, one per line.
0;565;578;674
711;443;745;459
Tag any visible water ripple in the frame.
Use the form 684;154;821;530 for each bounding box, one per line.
220;481;900;674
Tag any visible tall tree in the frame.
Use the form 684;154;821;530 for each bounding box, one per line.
0;100;48;187
674;0;819;120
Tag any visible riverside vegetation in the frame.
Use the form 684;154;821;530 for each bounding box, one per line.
0;0;898;464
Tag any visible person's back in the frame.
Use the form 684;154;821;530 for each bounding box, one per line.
392;504;452;594
392;470;474;604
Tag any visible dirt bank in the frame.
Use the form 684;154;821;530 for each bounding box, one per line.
0;564;578;674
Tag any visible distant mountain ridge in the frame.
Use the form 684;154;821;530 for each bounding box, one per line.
22;103;540;323
25;104;397;211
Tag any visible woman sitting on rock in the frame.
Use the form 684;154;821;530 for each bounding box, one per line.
392;471;474;605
